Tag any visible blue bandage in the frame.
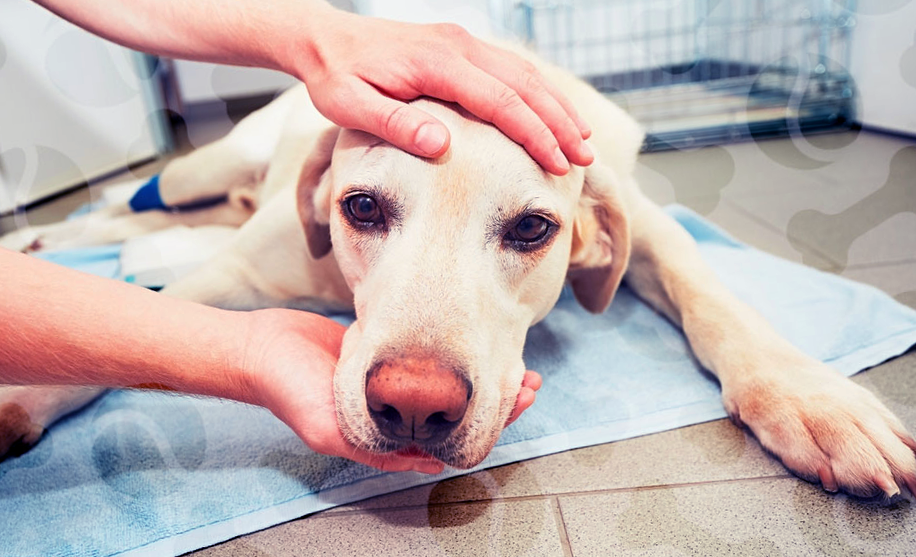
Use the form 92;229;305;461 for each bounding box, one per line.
128;175;168;212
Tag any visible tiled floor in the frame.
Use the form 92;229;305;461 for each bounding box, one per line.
4;127;915;556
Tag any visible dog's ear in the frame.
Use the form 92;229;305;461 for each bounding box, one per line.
567;162;631;314
296;126;340;259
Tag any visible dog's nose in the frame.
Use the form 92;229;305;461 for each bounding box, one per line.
365;358;471;444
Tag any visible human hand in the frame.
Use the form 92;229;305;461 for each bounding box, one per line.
241;309;540;473
290;7;593;175
507;370;542;427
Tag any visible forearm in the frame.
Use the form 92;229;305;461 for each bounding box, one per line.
0;249;254;403
33;0;335;75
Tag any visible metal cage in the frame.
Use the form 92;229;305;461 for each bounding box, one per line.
501;0;858;151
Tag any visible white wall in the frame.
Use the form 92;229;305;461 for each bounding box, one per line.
173;0;356;106
849;1;916;135
173;61;297;104
0;0;162;213
357;0;495;35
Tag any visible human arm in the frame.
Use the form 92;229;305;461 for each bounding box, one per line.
0;248;443;472
0;249;540;470
33;0;592;174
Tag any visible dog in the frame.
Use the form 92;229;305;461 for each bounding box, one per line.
2;45;915;498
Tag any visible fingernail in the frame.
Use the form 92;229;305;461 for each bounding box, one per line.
419;462;443;474
415;123;448;156
579;141;594;162
577;117;592;138
553;146;570;173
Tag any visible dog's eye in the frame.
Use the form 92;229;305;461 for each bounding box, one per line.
510;215;549;243
504;214;554;251
346;194;383;225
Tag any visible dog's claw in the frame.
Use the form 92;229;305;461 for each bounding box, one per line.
818;464;838;493
876;474;901;499
724;358;916;500
0;403;45;460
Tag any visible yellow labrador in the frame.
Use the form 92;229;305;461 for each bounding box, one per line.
2;48;914;498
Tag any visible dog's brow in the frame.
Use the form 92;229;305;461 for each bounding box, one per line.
362;139;388;156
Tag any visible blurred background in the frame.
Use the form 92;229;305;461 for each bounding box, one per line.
1;0;914;215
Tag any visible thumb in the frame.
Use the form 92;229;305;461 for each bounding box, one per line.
340;442;445;474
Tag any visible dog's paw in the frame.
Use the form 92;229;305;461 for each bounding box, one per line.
0;227;43;253
0;402;45;460
722;358;916;499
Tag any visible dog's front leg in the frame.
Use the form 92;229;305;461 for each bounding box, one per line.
0;385;105;459
623;193;916;498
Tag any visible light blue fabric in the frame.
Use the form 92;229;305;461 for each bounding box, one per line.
35;243;122;279
3;205;915;557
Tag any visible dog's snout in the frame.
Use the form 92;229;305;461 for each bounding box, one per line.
365;358;471;444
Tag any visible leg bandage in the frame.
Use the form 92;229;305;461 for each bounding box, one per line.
128;175;168;212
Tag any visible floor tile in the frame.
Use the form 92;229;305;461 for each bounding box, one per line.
559;477;916;556
850;351;916;431
328;418;788;514
727;131;913;197
709;199;838;269
0;156;169;233
788;131;916;187
189;497;568;557
842;261;916;309
635;152;841;269
330;355;916;516
727;143;916;270
635;144;741;209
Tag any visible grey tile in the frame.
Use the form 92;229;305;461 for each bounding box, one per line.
1;155;170;233
635;144;739;208
709;199;838;269
728;131;913;197
188;497;567;557
329;418;788;514
328;354;916;515
633;132;881;206
6;183;95;228
635;131;916;273
850;351;916;434
633;163;839;269
728;142;916;270
559;478;916;556
842;261;916;309
789;131;916;186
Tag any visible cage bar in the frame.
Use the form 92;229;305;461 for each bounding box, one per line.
502;0;857;151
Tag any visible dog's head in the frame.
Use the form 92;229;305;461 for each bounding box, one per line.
297;100;631;468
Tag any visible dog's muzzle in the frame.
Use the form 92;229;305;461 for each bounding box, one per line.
365;357;473;447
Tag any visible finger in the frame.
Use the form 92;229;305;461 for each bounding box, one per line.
418;59;571;175
505;387;536;427
522;370;543;392
331;79;452;158
338;441;445;474
470;45;593;165
505;371;542;427
540;76;592;139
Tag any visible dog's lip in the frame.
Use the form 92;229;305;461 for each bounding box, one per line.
393;445;435;459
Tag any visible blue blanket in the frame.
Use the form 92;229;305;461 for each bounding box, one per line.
5;206;916;557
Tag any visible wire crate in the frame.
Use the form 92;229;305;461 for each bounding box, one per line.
500;0;857;151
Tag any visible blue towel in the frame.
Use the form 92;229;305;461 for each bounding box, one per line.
35;243;122;279
3;206;916;557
